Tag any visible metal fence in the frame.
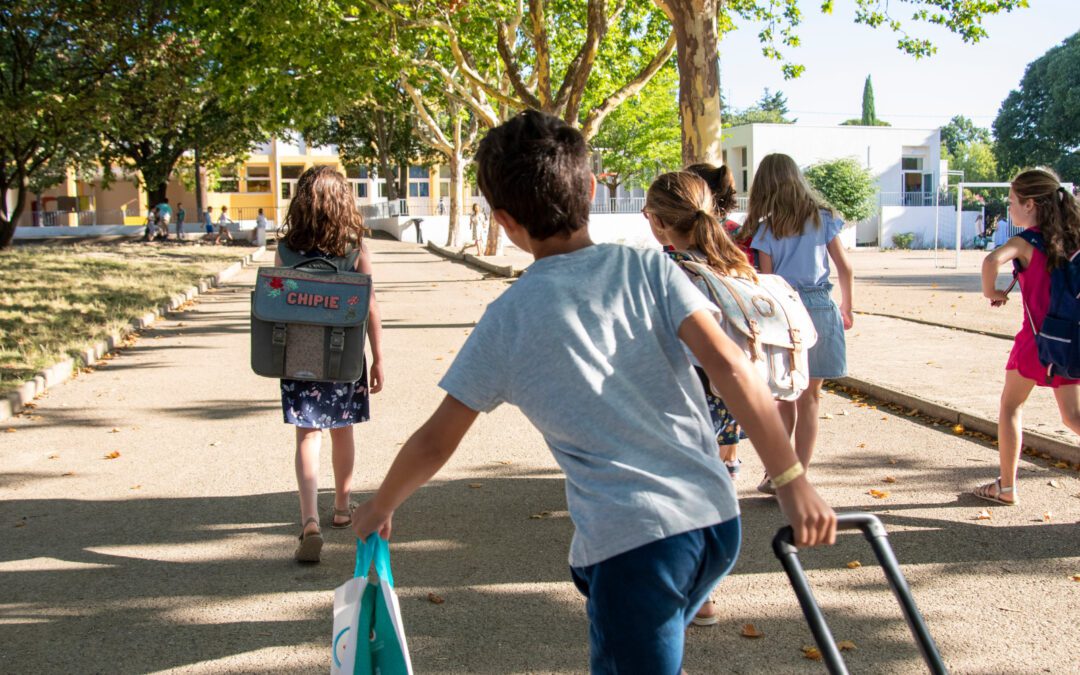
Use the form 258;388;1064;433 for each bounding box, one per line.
32;210;98;227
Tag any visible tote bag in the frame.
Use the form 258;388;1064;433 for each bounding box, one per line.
332;536;413;675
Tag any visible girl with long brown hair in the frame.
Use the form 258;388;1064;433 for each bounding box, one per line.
976;168;1080;505
277;165;384;562
743;153;854;496
644;170;756;626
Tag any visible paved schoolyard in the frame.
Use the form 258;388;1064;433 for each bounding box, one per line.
1;238;1078;673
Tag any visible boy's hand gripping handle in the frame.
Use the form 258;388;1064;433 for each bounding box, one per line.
773;513;947;675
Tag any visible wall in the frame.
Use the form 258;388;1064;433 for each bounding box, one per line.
879;206;982;249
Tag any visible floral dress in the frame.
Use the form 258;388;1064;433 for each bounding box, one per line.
279;247;371;429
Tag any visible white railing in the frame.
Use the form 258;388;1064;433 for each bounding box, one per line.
878;192;959;207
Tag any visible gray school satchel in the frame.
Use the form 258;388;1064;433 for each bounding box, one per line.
250;244;371;382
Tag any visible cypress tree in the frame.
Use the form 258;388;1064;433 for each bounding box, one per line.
861;75;877;126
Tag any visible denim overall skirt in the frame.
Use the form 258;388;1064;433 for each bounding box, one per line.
798;283;847;379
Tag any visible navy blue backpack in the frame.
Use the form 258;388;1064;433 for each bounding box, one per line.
1014;229;1080;382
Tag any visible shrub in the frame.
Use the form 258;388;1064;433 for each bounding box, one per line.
804;158;878;223
892;232;915;249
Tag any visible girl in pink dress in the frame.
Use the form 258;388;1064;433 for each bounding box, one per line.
977;168;1080;505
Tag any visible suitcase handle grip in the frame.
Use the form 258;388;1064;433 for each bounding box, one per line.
772;513;947;675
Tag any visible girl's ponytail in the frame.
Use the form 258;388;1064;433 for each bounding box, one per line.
646;171;757;280
1012;168;1080;268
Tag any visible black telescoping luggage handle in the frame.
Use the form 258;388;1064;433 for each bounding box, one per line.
772;513;947;675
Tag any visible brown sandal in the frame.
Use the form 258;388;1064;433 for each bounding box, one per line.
295;517;323;563
328;502;358;529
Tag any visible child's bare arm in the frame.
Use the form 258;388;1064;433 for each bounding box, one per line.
351;395;479;540
679;310;836;547
982;237;1029;304
827;238;854;329
357;242;384;392
756;251;773;273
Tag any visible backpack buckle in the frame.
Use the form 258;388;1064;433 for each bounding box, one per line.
329;328;345;351
272;323;287;346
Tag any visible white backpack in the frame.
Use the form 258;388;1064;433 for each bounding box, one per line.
678;259;817;401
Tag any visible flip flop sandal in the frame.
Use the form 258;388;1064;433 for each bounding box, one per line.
295;517;323;563
328;502;358;529
973;477;1018;506
691;599;720;627
724;459;743;479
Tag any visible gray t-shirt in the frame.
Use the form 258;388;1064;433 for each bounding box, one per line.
439;244;738;568
751;209;844;288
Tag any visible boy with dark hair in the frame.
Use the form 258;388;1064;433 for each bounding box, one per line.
352;109;836;673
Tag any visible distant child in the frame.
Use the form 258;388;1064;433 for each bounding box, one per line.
461;202;484;255
643;170;759;628
740;153;854;495
217;205;235;244
202;206;215;242
350;111;835;673
144;207;159;242
976;168;1080;505
279;166;384;562
255;207;268;247
175;202;186;240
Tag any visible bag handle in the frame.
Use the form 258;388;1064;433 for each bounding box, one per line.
353;535;395;588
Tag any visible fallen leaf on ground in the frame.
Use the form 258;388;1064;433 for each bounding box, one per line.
838;410;848;416
1055;461;1070;469
48;454;59;460
883;476;897;484
952;424;965;434
802;646;822;661
906;408;919;416
434;357;443;361
975;509;992;520
880;416;888;421
529;511;552;520
837;640;857;651
468;483;483;489
1049;479;1062;488
740;623;763;638
820;413;833;420
1071;574;1080;582
62;471;75;477
5;428;16;433
867;489;889;499
130;485;141;490
104;451;120;459
109;428;120;433
427;593;445;605
494;460;512;465
1043;511;1052;522
14;521;27;528
857;443;866;449
846;560;861;569
209;441;222;447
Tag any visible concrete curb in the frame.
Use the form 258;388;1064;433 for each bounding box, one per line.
833;375;1079;465
425;241;519;277
0;246;266;423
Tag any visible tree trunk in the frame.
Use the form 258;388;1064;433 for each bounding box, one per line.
445;116;465;248
0;175;28;249
194;146;204;222
659;0;723;166
146;181;168;210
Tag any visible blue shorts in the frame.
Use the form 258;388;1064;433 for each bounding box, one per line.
570;518;741;675
799;284;847;379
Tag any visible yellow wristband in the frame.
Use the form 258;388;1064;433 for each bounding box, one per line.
771;462;805;489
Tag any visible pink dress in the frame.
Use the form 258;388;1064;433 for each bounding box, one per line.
1006;229;1080;388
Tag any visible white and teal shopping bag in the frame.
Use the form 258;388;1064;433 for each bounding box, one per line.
331;536;413;675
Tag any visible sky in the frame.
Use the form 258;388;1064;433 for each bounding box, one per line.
717;0;1076;130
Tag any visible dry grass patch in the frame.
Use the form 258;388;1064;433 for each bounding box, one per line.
0;242;256;395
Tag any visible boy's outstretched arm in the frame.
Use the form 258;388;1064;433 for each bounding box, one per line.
679;310;837;548
351;395;479;541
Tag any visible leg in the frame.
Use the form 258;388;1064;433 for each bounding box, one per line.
1052;383;1080;436
570;521;740;675
793;379;825;469
295;426;322;534
328;425;356;526
976;369;1034;504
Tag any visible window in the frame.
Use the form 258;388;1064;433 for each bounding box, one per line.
408;166;428;179
345;165;369;180
439;165;451;179
409;182;430;198
440;181;450;197
215;167;238;193
353;182;368;198
901;157;923;171
378;183;388;198
245;166;270;193
281;165;304;179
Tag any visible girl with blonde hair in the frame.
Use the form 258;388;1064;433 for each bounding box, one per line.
277;165;384;562
976;168;1080;505
644;170;757;626
741;153;854;495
